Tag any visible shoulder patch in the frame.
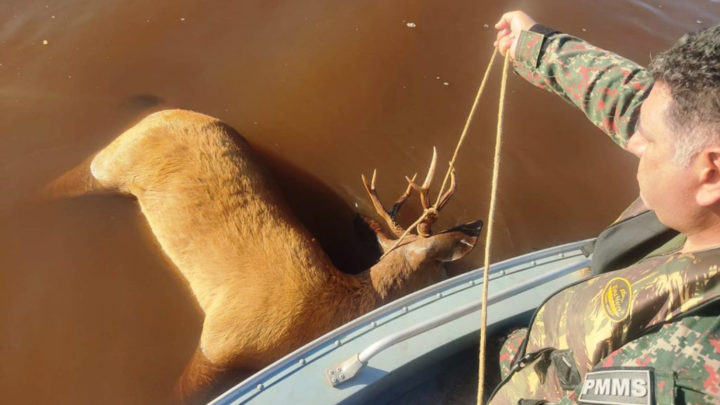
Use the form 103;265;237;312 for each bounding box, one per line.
602;277;633;322
579;368;654;405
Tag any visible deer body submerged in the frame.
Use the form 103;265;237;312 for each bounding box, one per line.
49;109;481;402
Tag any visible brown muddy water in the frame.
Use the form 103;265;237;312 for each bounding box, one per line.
1;0;718;403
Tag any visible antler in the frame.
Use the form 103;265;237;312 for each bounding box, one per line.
406;147;456;237
437;167;456;211
361;169;417;238
359;40;481;248
363;146;459;260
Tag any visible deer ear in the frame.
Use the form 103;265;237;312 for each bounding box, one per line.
355;214;396;253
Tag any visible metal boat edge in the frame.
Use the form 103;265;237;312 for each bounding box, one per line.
211;239;594;404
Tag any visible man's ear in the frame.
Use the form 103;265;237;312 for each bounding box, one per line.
695;149;720;206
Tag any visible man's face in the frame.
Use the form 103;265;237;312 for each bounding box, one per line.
626;81;697;231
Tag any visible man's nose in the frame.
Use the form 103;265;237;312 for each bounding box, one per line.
626;132;646;157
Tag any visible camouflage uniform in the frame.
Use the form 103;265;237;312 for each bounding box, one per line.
512;25;651;146
490;27;720;404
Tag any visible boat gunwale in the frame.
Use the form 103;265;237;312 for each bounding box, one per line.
211;238;595;404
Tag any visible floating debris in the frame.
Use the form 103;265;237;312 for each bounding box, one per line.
581;28;587;32
126;94;164;108
180;17;186;22
51;15;55;19
42;39;48;45
436;76;440;80
443;81;450;86
483;23;489;28
697;20;703;24
406;22;416;28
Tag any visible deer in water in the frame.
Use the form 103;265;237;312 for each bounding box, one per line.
45;109;482;403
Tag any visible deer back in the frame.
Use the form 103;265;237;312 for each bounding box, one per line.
90;110;336;313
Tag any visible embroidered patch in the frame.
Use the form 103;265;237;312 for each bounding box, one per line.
602;277;633;322
578;368;653;405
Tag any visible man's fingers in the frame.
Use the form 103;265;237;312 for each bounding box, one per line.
494;15;511;30
495;11;516;28
496;28;510;43
496;35;515;57
495;10;536;37
494;10;533;58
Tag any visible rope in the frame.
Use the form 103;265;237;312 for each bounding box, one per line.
376;48;512;404
476;51;511;405
380;47;501;260
435;48;499;206
379;48;511;404
379;212;429;259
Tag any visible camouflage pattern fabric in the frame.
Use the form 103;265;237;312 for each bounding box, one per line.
490;29;720;404
586;313;720;404
513;30;653;147
499;327;527;380
491;248;720;404
524;251;719;370
546;314;719;404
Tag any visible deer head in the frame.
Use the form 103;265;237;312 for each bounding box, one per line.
360;148;482;301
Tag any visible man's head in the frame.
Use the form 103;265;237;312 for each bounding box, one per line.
648;24;720;165
626;25;720;233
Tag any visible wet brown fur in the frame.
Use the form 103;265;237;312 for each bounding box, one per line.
46;109;478;403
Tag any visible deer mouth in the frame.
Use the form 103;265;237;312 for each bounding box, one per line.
444;220;483;237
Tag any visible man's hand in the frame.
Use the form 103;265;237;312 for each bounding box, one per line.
494;11;537;60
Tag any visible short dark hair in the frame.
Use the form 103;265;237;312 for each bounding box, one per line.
648;24;720;164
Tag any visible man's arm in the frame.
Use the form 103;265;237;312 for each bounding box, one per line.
496;11;654;148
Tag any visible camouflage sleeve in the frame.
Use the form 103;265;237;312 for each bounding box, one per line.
513;28;654;148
